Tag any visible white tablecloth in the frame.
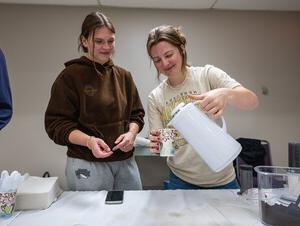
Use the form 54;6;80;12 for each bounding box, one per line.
2;189;263;226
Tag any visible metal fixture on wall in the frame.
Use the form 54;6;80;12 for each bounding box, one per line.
261;85;269;95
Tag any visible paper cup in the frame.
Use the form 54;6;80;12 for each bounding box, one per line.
159;128;176;157
0;191;17;218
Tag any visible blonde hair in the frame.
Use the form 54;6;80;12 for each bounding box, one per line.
146;25;188;78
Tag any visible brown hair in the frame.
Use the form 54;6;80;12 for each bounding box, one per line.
146;25;188;78
78;11;115;53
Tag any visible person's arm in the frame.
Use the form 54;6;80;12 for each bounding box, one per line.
113;72;145;152
45;76;113;158
190;65;259;119
147;93;163;153
69;129;113;158
189;86;259;119
226;86;258;110
0;49;12;130
127;72;145;133
44;75;79;145
128;121;140;136
112;122;140;152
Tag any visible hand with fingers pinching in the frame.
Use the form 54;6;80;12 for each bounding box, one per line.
113;131;136;152
149;129;161;154
189;88;229;119
86;136;113;158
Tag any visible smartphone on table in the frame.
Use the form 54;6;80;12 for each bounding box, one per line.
105;190;124;204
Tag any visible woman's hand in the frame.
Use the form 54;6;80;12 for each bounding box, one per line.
149;129;161;154
189;86;259;119
113;131;136;152
189;88;229;119
86;136;113;158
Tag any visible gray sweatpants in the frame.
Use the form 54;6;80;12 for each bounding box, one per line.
65;156;142;191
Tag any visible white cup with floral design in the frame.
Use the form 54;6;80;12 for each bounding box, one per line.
0;190;17;218
159;128;177;157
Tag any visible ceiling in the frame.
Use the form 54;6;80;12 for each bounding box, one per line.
0;0;300;11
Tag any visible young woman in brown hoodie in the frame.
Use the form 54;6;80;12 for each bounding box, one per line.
45;12;145;191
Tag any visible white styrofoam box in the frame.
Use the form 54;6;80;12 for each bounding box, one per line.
15;176;62;210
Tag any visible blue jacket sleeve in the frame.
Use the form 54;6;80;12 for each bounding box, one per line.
0;49;13;130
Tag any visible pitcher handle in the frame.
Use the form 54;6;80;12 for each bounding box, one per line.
193;100;227;132
221;116;227;132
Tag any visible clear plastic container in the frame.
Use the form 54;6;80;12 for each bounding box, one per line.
254;166;300;226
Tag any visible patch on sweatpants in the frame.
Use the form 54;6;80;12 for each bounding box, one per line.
75;168;90;179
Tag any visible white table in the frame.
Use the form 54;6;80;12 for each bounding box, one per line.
2;189;263;226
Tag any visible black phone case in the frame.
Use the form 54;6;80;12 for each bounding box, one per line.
105;191;124;204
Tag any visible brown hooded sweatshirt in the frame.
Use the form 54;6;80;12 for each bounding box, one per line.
45;56;145;162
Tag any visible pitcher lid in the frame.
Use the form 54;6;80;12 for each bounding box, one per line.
171;102;186;118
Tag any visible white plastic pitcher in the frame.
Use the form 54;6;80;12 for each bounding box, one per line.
168;101;241;172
